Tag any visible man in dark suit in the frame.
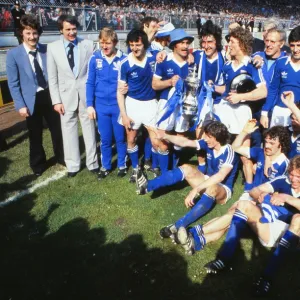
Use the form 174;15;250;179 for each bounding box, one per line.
6;15;64;176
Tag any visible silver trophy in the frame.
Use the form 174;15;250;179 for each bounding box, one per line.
182;64;199;118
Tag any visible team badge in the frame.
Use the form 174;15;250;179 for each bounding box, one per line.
96;59;103;70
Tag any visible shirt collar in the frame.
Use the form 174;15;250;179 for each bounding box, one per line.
64;38;78;49
23;43;39;55
229;55;251;67
213;144;228;157
127;51;152;68
101;49;123;59
271;153;288;166
166;52;187;67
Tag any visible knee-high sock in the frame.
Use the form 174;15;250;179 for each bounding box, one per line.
147;167;184;192
263;230;299;280
175;193;216;229
128;145;139;169
244;182;253;192
173;145;182;168
144;136;152;160
189;225;206;251
151;147;159;169
218;209;248;261
158;149;169;173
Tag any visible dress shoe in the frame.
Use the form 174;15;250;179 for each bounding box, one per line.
90;168;99;174
68;171;78;178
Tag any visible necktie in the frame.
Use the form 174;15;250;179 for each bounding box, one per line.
29;50;47;89
67;43;75;71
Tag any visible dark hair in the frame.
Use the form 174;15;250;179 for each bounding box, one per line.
288;155;300;174
126;29;150;49
263;125;290;155
140;16;159;30
203;121;230;146
200;21;223;52
229;27;253;56
288;26;300;44
19;15;43;38
57;15;80;31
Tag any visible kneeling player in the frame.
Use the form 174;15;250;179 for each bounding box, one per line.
136;121;239;240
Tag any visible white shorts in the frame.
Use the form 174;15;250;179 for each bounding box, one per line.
270;105;291;127
239;192;254;201
204;174;232;203
259;220;289;247
197;96;212;127
213;99;252;134
155;99;190;132
118;96;157;130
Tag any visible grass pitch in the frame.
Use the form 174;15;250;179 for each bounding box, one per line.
0;128;299;300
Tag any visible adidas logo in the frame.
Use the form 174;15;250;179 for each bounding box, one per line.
281;71;288;78
131;72;138;78
167;68;174;74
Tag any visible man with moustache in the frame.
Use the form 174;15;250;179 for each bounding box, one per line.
152;29;194;173
260;26;300;129
6;15;64;176
47;15;99;177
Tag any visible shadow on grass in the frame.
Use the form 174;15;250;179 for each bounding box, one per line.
1;192;299;299
0;195;202;300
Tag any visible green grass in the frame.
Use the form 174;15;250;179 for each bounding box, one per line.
0;128;300;300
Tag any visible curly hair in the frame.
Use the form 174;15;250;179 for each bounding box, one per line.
204;121;230;146
199;21;222;52
288;155;300;174
263;126;290;155
229;27;253;56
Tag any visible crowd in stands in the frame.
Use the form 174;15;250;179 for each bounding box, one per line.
0;0;299;32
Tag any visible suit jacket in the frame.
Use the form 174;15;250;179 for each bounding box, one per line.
6;43;48;115
47;37;93;111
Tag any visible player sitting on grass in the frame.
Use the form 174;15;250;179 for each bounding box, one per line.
176;121;290;256
136;121;239;242
201;155;300;296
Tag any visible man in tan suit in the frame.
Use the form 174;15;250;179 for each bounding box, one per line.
47;15;98;177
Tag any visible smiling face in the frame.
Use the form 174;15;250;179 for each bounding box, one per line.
290;40;300;62
22;27;39;50
100;38;116;57
203;133;219;149
264;31;284;58
173;39;191;60
129;37;146;60
264;135;282;157
201;35;217;59
60;21;77;42
228;36;243;57
289;169;300;190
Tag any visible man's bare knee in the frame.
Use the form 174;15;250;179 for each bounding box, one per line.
289;214;300;235
236;200;255;214
181;164;198;179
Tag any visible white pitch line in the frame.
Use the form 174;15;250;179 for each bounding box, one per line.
0;170;67;208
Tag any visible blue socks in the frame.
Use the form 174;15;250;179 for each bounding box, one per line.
263;230;299;279
151;147;159;169
158;149;169;173
218;209;248;261
175;193;216;228
147;167;184;192
128;145;139;169
189;224;206;251
244;182;253;192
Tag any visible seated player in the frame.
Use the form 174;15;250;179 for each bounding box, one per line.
136;121;239;241
202;156;300;296
177;121;290;255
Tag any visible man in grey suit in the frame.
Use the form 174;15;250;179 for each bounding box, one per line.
6;15;64;176
47;15;99;177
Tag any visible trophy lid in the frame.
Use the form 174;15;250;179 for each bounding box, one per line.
230;73;256;94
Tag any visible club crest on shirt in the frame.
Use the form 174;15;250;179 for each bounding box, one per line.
96;59;103;70
149;61;156;73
